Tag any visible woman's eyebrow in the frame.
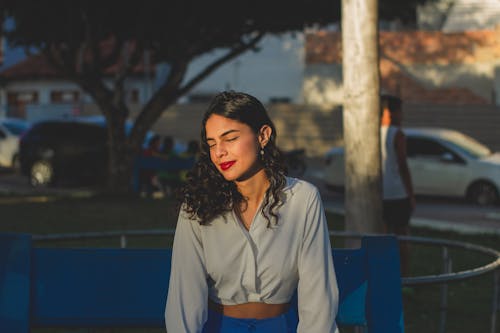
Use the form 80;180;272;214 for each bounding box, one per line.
206;129;240;141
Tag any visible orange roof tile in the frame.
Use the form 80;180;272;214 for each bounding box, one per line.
306;29;500;65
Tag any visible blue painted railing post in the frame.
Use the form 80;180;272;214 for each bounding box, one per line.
364;236;405;333
0;234;32;333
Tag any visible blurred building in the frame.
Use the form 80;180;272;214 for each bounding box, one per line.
0;52;154;121
0;32;306;120
418;0;500;31
303;27;500;107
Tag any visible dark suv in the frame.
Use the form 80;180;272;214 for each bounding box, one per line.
19;120;109;187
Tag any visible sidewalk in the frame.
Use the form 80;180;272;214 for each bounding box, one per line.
323;202;500;236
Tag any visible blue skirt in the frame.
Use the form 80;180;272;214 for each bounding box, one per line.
202;308;298;333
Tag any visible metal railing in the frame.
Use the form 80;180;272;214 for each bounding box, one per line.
331;231;500;333
33;229;500;333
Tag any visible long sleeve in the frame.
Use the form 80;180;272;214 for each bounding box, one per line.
297;188;339;333
165;209;208;333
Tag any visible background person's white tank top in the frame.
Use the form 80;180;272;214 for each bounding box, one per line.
381;125;408;200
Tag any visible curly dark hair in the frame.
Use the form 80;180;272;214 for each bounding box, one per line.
178;91;287;226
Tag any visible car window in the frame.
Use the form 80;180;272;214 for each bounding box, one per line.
407;137;446;157
441;132;492;159
28;120;151;148
27;122;60;137
26;122;105;141
407;136;465;163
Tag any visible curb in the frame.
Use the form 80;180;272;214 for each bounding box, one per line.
324;203;500;236
410;217;500;236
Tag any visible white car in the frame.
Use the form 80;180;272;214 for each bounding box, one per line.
323;127;500;206
0;118;31;169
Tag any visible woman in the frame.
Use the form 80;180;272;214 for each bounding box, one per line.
165;91;339;333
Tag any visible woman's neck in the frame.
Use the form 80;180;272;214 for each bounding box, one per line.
235;168;270;205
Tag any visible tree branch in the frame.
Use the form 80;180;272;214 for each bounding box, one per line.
178;32;264;96
79;10;100;75
128;60;188;145
115;41;144;87
128;32;264;147
43;44;76;79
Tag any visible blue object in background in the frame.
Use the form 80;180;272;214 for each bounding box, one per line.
0;234;31;333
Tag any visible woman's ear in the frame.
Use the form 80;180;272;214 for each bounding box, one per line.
258;125;272;148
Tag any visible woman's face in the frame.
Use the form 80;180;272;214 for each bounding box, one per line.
205;114;267;182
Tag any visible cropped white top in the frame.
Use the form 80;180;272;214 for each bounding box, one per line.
165;177;339;333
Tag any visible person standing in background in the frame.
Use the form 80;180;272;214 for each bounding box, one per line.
380;94;415;277
141;135;162;197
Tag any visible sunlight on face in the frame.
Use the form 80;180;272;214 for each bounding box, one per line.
205;114;261;182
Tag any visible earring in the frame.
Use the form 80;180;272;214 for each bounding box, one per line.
260;148;265;157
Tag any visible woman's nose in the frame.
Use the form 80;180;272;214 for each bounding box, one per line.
214;142;227;158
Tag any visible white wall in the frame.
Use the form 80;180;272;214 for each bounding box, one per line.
302;64;343;108
443;0;500;32
417;0;500;31
182;32;305;103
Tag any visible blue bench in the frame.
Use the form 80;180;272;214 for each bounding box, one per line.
131;155;196;193
0;233;404;332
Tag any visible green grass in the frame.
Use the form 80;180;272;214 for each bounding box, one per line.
402;227;499;333
0;194;178;234
1;193;498;333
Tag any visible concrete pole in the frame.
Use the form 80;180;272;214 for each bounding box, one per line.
342;0;384;237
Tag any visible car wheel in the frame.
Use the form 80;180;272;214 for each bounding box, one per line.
30;160;54;187
467;181;499;206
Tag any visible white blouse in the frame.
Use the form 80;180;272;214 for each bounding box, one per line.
165;177;339;333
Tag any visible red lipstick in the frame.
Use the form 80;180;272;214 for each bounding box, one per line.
220;161;236;171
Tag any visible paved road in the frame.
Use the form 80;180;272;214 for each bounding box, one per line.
305;166;500;236
0;168;99;197
2;165;500;235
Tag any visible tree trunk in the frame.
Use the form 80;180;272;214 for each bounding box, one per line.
92;98;141;195
342;0;383;236
78;77;147;195
106;115;137;194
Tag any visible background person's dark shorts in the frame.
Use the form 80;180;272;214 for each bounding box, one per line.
383;197;412;228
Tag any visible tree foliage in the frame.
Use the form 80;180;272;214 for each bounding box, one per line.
0;0;429;192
